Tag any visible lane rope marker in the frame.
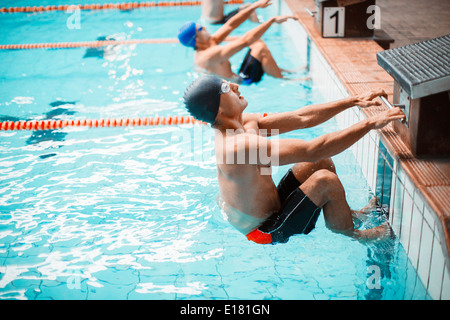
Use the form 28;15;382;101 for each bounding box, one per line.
0;114;271;131
0;0;243;13
0;36;240;50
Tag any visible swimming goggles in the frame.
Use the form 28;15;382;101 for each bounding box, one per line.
187;25;203;47
220;80;231;94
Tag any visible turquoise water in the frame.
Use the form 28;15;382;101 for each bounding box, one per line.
0;1;431;299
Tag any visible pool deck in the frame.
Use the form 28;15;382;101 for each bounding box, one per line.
284;0;450;259
376;0;450;49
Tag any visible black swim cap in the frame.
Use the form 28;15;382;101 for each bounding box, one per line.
183;75;223;125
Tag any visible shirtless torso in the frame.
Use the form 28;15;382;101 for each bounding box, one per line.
215;114;280;233
195;49;238;81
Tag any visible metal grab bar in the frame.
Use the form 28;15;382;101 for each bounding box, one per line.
380;96;406;109
380;96;394;109
380;96;407;124
305;8;317;17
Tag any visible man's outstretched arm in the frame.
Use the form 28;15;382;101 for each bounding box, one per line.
217;15;298;63
212;0;272;44
233;107;404;166
257;89;388;135
273;107;405;165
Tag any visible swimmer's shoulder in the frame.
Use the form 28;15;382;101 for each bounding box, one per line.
243;113;262;131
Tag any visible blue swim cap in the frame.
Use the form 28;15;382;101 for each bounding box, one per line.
178;21;197;48
183;76;223;124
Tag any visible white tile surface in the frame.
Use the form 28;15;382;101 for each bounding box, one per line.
423;204;436;231
428;236;446;299
367;136;377;191
418;219;434;290
409;200;424;269
442;266;450;300
361;135;369;179
400;189;414;253
391;178;405;236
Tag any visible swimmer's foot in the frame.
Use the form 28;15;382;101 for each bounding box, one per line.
281;65;307;74
361;196;379;213
352;196;378;220
353;222;394;241
283;76;311;82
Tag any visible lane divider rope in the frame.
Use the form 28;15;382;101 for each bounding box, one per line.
0;116;205;131
0;114;270;131
0;36;240;50
0;0;243;13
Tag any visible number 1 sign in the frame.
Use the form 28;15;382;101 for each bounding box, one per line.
323;7;345;37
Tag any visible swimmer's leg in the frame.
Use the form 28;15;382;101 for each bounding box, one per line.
249;40;283;79
292;160;379;223
290;158;336;184
297;169;392;241
249;11;260;23
238;3;260;23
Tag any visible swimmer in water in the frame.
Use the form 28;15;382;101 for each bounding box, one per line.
201;0;260;24
178;0;298;85
183;75;405;244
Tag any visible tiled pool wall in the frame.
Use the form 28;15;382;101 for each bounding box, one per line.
279;0;450;300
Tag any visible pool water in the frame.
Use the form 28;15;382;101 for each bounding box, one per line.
0;1;431;300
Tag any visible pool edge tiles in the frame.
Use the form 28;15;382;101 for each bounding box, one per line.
283;0;450;300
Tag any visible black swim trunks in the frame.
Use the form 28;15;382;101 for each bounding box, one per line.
246;169;321;244
238;49;264;85
211;8;240;24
